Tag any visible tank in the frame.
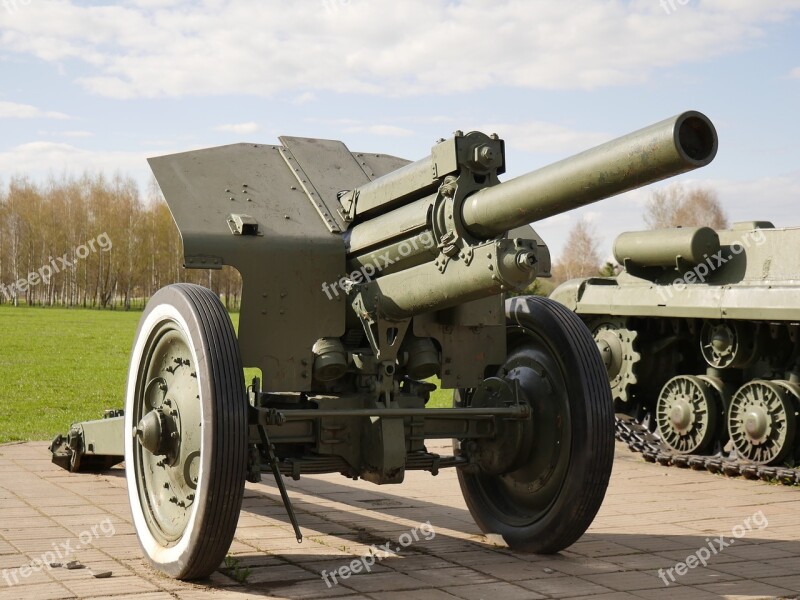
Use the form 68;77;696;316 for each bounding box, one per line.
50;111;718;579
551;222;800;474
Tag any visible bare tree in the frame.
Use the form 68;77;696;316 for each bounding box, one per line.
644;183;728;230
0;174;244;310
552;218;602;283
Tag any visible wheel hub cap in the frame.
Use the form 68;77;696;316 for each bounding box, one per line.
744;407;770;444
596;339;614;371
669;399;693;433
135;409;171;456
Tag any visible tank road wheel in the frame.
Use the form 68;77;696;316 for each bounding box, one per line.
700;321;758;369
655;375;723;454
124;284;248;579
727;381;798;465
455;296;614;554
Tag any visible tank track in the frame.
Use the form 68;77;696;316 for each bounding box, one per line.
615;414;800;486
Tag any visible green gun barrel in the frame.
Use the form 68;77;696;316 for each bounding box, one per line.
461;111;717;238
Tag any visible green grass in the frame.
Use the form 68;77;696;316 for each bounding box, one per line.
0;306;142;443
427;380;453;408
0;306;452;442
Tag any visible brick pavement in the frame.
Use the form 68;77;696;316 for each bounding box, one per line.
0;441;798;600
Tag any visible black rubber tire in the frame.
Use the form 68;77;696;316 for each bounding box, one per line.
456;295;614;553
125;284;248;580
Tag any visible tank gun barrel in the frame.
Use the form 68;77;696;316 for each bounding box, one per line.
461;111;717;238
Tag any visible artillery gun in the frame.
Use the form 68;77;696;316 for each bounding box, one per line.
51;111;717;579
550;222;800;482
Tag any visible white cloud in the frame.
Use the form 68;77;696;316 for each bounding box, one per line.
293;92;317;104
0;141;171;190
37;130;93;138
480;120;609;155
213;122;259;134
0;101;70;119
1;1;799;99
581;210;603;224
123;0;189;7
790;67;800;78
342;124;414;137
712;172;800;222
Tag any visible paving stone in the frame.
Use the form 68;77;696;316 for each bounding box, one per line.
516;574;614;597
242;564;315;585
565;594;643;600
657;566;740;587
724;542;798;561
471;559;575;581
61;574;161;596
0;581;75;600
566;539;642;558
81;594;175;600
251;577;360;598
336;571;432;593
2;441;799;600
0;526;73;541
407;566;496;587
444;581;545;599
0;561;54;585
534;557;625;577
374;590;461;600
376;554;457;571
697;578;799;597
707;559;797;579
629;586;724;599
583;570;666;592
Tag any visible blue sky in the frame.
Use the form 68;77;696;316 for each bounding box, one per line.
1;0;799;261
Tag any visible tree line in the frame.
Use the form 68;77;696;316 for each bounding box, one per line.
0;175;726;309
0;174;242;309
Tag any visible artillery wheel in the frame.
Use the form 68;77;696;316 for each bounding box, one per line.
727;380;798;465
456;296;614;553
655;375;722;454
125;284;247;579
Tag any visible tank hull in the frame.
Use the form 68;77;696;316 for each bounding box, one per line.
551;223;800;471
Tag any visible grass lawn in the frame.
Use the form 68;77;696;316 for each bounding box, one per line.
0;305;453;443
0;306;144;443
426;382;452;408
